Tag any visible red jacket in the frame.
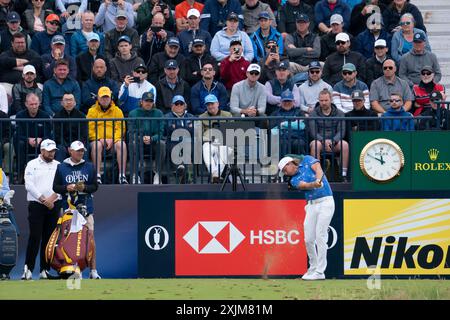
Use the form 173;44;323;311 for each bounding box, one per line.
413;82;445;116
219;56;250;91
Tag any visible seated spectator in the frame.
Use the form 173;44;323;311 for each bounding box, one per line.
76;33;106;84
315;0;351;34
178;9;211;58
30;14;65;56
0;12;32;54
278;0;315;38
15;93;52;183
11;65;42;116
70;11;104;58
417;91;449;131
164;95;195;184
155;59;191;113
242;0;276;34
210;12;254;63
148;37;185;85
128;91;165;184
42;59;81;116
391;13;430;63
199;93;233;183
53;93;88;162
140;12;175;65
365;39;392;87
285;13;321;74
136;0;175;34
258;40;288;83
382;0;425;34
199;0;244;37
56;0;88;17
369;58;412;114
332;63;369;113
349;0;387;36
110;35;145;85
219;40;250;91
353;13;391;59
182;38;216;87
118;63;157;116
250;11;283;64
104;10;140;62
94;0;135;33
320;13;353;61
81;58;119;114
309;88;349;181
190;62;228;115
399;32;441;88
265;61;300;115
175;0;204;33
322;32;366;86
298;61;333;114
345;89;379;136
23;0;52;37
42;35;77;82
270;90;307;156
230;63;267;119
412;66;446;117
87;86;128;185
0;32;42;87
381;92;415;131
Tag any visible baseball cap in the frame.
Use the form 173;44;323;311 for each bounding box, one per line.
98;86;111;97
164;59;178;69
117;35;131;45
335;32;350;43
374;39;387;48
87;33;100;42
167;37;180;47
227;12;239;21
45;13;60;23
430;90;443;102
247;63;261;73
330;14;343;25
280;90;294;102
23;65;36;75
70;141;87;151
116;9;127;19
142;91;155;101
351;90;364;101
278;156;294;171
52;35;65;45
7;11;20;23
192;38;205;46
277;60;290;70
258;11;271;20
413;32;426;42
421;65;433;73
172;95;186;104
40;139;58;151
187;8;200;18
342;63;356;72
308;61;321;70
296;13;309;23
204;94;218;104
134;63;148;72
229;39;242;47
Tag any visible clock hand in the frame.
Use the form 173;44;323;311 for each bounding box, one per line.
380;154;385;165
367;153;383;164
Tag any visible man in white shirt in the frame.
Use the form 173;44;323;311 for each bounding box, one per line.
21;139;61;280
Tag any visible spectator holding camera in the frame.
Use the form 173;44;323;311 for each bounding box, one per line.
95;0;135;33
200;0;244;36
258;40;288;83
250;11;283;64
178;9;212;57
110;35;145;85
104;10;140;61
137;0;175;34
219;40;250;91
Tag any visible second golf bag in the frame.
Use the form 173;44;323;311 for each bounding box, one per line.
0;191;17;280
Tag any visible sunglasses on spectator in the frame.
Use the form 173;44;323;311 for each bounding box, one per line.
47;21;59;25
249;71;260;76
266;45;277;49
390;99;401;103
399;21;412;26
336;41;346;46
309;70;320;74
342;71;354;75
135;70;147;74
174;102;185;106
33;0;45;2
421;71;433;76
202;67;214;71
383;66;394;70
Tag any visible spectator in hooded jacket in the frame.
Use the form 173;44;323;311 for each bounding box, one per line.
200;0;244;36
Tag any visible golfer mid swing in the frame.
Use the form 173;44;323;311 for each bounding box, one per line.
278;156;335;280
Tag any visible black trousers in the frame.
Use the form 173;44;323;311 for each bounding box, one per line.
25;201;61;272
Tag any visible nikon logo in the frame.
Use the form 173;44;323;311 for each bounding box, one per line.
414;148;449;171
350;236;450;270
428;148;439;161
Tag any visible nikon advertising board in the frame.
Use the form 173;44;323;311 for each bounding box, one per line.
344;199;450;276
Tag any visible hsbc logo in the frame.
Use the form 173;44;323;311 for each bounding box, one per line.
183;221;245;254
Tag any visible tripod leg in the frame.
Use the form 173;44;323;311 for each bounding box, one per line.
237;168;246;190
220;166;232;191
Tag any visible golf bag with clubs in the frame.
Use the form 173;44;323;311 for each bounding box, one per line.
0;190;17;280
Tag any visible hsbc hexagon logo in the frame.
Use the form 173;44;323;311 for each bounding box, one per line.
183;221;245;254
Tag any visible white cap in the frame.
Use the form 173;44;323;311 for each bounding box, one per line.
23;65;36;75
335;32;350;43
278;156;294;171
40;139;58;151
374;39;387;47
330;14;343;25
247;63;261;73
70;140;87;151
187;8;200;18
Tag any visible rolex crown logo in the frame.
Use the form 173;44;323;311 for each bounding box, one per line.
428;148;439;161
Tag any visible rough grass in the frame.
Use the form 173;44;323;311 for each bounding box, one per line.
0;279;449;300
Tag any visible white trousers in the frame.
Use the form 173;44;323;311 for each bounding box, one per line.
202;142;232;178
304;196;335;274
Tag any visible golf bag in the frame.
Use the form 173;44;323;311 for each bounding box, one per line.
45;204;94;278
0;191;17;279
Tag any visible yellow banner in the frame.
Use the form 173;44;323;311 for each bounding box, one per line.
344;199;450;275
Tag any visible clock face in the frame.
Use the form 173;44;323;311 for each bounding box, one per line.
360;139;405;183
